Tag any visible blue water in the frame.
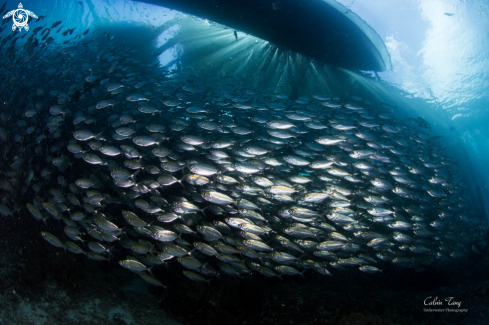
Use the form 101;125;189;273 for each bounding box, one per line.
342;0;489;218
1;0;488;323
6;0;487;219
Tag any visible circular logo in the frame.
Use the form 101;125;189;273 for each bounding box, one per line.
13;9;27;28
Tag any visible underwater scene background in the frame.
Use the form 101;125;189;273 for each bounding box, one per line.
0;0;488;324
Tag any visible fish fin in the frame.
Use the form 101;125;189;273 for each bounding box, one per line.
147;265;154;277
202;262;209;271
130;169;140;182
177;177;186;190
107;246;115;258
200;206;208;218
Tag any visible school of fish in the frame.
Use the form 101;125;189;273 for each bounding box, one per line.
0;17;486;287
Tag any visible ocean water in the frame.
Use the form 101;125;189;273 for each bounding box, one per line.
0;0;488;324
